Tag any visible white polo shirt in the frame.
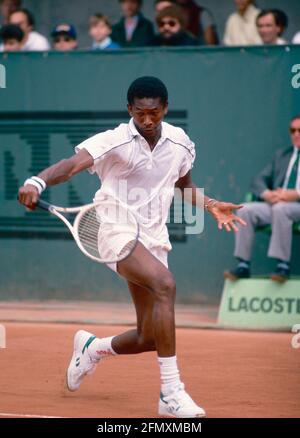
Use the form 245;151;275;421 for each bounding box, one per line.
22;31;50;51
75;118;195;259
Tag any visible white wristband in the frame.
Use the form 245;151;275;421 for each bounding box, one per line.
24;176;47;195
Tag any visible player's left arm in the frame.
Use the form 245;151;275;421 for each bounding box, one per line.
175;171;247;232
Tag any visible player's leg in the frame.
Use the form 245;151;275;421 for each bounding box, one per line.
67;242;205;416
117;241;176;357
115;242;205;417
86;281;156;356
109;281;156;354
66;242;173;392
83;244;174;357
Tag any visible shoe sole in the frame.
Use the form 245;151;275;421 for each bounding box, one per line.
66;330;86;392
66;371;73;392
66;330;98;392
159;408;206;418
66;349;78;392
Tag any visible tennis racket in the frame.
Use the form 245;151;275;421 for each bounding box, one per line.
36;198;139;264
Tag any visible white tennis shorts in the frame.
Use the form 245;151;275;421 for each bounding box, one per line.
105;236;169;274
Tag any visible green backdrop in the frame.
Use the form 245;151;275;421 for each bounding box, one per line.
0;46;299;302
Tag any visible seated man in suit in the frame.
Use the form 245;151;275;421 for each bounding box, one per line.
225;115;300;282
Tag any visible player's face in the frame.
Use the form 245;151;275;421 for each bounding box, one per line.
290;119;300;148
257;14;280;44
128;97;168;135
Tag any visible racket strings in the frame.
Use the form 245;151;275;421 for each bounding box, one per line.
77;208;102;258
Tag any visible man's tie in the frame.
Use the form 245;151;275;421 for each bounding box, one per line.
287;149;300;189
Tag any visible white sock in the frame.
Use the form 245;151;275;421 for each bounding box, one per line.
158;355;181;395
88;336;117;361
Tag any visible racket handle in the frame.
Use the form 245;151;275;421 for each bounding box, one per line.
37;199;51;211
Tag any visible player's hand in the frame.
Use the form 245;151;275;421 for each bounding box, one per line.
18;185;39;210
208;202;247;232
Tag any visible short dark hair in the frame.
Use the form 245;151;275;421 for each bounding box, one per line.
0;23;24;42
127;76;168;105
256;9;288;30
271;9;288;34
10;8;35;28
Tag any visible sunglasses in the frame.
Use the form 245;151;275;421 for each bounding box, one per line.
54;36;73;43
290;128;300;134
158;19;178;28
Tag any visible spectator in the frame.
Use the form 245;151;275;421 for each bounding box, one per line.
9;8;50;50
224;115;300;283
293;31;300;44
0;23;23;51
152;5;199;46
256;10;288;45
175;0;219;45
0;0;21;25
89;13;120;50
112;0;154;47
223;0;261;46
51;24;78;51
154;0;175;13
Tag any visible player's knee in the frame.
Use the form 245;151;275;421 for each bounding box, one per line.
153;273;176;302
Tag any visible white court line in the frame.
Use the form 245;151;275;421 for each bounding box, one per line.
0;412;66;418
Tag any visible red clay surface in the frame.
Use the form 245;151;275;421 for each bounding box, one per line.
0;301;218;327
0;322;299;418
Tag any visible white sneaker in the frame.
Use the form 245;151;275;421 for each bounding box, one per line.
66;330;99;392
159;383;206;418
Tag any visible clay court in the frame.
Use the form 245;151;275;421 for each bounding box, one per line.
0;315;299;418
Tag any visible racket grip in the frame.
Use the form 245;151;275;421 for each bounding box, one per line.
37;199;51;211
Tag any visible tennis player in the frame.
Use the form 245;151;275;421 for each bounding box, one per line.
18;76;246;418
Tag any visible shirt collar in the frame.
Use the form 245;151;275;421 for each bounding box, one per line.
128;118;169;141
93;37;112;49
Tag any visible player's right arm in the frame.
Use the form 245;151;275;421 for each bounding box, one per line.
18;149;93;210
